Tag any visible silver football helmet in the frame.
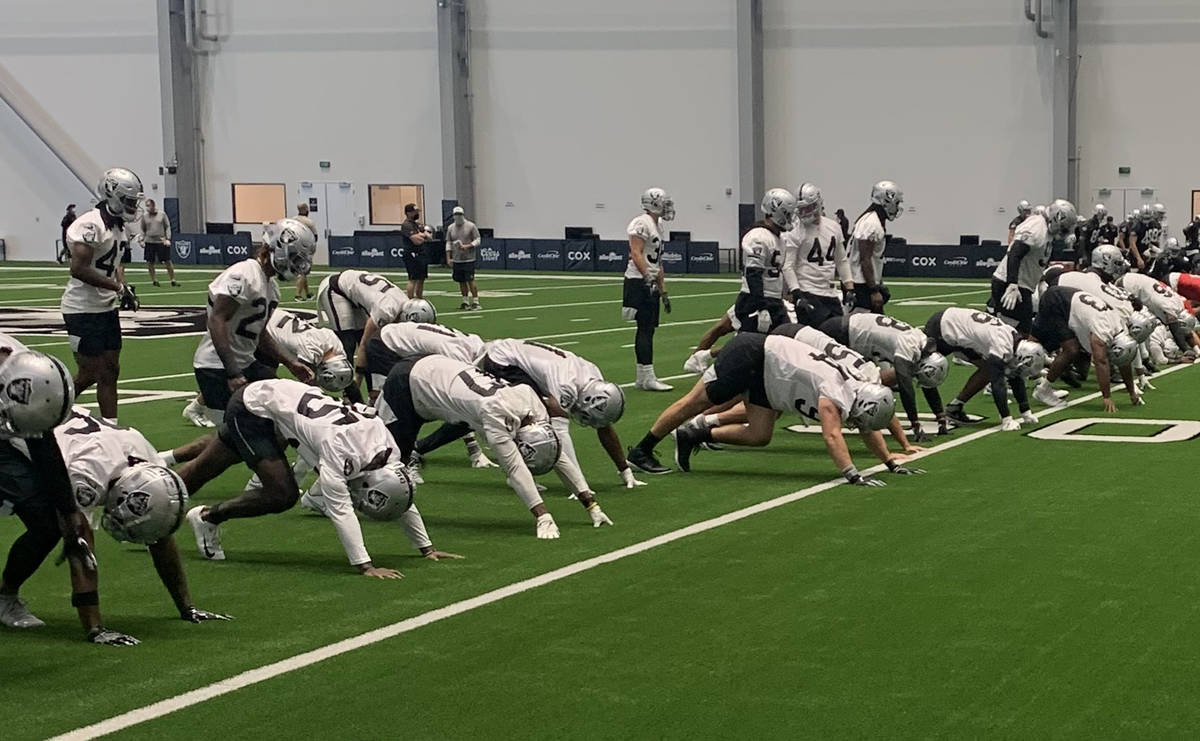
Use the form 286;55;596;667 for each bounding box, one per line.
761;187;798;230
570;380;625;428
848;382;895;431
1131;208;1141;221
1140;204;1153;222
1152;202;1167;221
1093;203;1108;219
352;462;416;521
1091;244;1126;277
1107;332;1139;367
402;298;438;324
1163;237;1183;258
871;180;904;220
795;182;823;226
1017;199;1032;217
515;420;561;475
1044;199;1078;236
1011;339;1046;379
1127;309;1157;344
96;167;144;222
641;188;674;221
1176;309;1198;333
0;351;74;438
101;464;188;544
315;353;354;392
914;352;948;389
1032;204;1048;218
264;218;317;280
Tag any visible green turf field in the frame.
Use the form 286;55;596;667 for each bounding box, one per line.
3;262;1198;740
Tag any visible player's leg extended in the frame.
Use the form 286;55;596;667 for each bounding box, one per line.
205;456;300;522
176;436;242;498
628;379;716;474
96;349;121;421
695;314;735;352
710;403;778;446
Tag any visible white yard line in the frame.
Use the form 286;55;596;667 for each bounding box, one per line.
52;362;1195;741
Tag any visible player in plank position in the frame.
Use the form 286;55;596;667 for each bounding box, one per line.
627;333;917;485
187;219;317;426
376;355;614;539
180;379;452;576
1120;269;1198;359
1031;286;1141;412
263;308;355;394
922;308;1045;431
782;182;853;327
992;198;1076;334
55;408;229;623
316;268;436;393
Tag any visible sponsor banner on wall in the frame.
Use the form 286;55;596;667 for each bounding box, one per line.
194;234;224;265
171;235;198;265
660;241;686;273
357;235;389;269
478;239;505;270
594;240;629;273
504;240;534;271
563;239;595;272
328;236;357;267
686;242;718;274
533;239;564;271
222;234;253;265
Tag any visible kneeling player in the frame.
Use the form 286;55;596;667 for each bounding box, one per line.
180;379;449;577
376;356;613;539
627;333;919;486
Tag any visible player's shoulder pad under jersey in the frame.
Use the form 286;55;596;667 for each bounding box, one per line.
627;214;655;240
852;211;884;242
1013;216;1047;246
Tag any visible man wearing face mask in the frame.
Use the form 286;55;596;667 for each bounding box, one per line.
445;206;482;310
400;203;429;299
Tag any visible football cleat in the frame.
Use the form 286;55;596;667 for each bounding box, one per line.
944;404;977;426
182;399;213;427
626;446;671;475
186;506;225;561
0;594;45;629
1033;380;1066;408
672;426;702;473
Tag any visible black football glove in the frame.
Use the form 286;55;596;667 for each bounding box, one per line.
850;475;887;487
181;607;234;623
910;424;932;444
119;284;140;312
87;626;139;646
662;295;672;313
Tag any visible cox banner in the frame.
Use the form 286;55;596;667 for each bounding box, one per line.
564;239;595;272
222;234;253;265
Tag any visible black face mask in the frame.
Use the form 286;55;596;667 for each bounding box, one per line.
409;211;420;222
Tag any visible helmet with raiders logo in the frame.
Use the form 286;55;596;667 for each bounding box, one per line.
1093;203;1108;219
1152;203;1167;221
96;167;144;222
101;464;188;544
1017;200;1032;217
1176;309;1198;333
1044;199;1078;235
1091;244;1126;278
1163;237;1183;259
1127;309;1157;344
1011;340;1046;379
264;218;317;280
871;180;904;220
795;182;823;226
401;298;437;324
315;353;354;392
351;462;415;521
848;382;895;431
570;380;625;428
0;351;74;438
1107;332;1139;367
515;420;560;475
641;188;675;221
761;187;798;230
914;351;948;389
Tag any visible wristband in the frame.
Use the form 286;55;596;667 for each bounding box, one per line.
72;590;100;607
885;459;900;472
841;464;861;483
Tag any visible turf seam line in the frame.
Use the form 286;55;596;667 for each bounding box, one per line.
49;361;1196;741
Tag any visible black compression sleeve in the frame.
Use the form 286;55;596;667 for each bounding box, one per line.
987;356;1011;417
26;433;75;515
1009;376;1031;414
1005;241;1031;284
893;359;920;426
745;268;765;299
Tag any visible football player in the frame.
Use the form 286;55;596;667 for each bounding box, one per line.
55;409;229;624
1120;269;1198;357
61;168;143;424
180;379;452;576
376;355;613;539
1076;203;1108;267
922;308;1045;431
0;339;139;645
1031;285;1141;411
848;180;904;313
1007;200;1032;243
1124;205;1157;271
316;269;436;393
626;333;916;484
192;218;317;425
264;308;355;394
1182;214;1200;261
782;182;853;327
1146;237;1190;282
480;338;639;488
733;188;798;334
993;198;1076;335
623;188;674;391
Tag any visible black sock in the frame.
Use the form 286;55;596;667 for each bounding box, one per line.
636;432;663;453
635;324;655;365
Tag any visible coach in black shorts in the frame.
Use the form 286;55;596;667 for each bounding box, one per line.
400;203;430;299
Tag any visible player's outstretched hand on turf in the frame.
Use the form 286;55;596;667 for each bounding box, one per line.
88;627;140;646
901;444;926;456
587;503;614;528
620;468;647;488
1103;397;1117;413
423;550;464;561
889;465;926;475
362;566;404;579
181;607;233;622
470;453;498;469
852;476;887;487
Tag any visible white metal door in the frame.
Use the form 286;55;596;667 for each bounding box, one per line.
1093;187;1157;219
322;182;356;238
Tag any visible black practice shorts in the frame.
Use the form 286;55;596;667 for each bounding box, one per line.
1032;287;1074;353
732;294;789;335
990;278;1034;335
365;338;404;380
143;243;171;263
793;291;844;328
923;309;981;361
380;359;430;456
705;333;770;408
622;278;660;327
120;243;132;264
403;250;429;281
481;355;544;396
452;261;476;284
852;284;892;312
218;387;286;467
63;310;122;356
195;360;277;412
0;439;59;544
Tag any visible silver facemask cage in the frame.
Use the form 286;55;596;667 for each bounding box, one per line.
353;462;416;521
795;182;823;225
570;380;625;428
0;351;75;438
914;352;948;389
101;464;188;544
96;167;144;222
762;187;799;230
515;420;561;475
871;180;904;220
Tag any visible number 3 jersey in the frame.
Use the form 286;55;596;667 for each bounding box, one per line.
740;226;785;298
193;258;280;370
782;216;852;298
61;207;130;314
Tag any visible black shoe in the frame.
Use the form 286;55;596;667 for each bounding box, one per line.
152;281;161;287
672;427;701;473
944;404;975;426
1061;368;1083;389
171;280;181;287
626;446;671;475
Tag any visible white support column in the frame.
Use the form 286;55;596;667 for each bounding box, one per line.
437;0;476;220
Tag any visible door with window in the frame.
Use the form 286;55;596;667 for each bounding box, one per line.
298;182;356;265
1093;187;1157;220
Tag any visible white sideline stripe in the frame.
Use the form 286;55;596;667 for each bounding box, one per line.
55;362;1195;741
515;317;538;321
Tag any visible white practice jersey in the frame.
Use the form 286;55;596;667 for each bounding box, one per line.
783;326;878;383
760;335;856;421
267;309;342;367
847;313;927;365
54;409;159;510
484;338;605;411
1057;270;1135;319
848;210;887;285
0;332;26;354
193;259;280;370
408;355;546;433
625;214;666;280
937;308;1018;362
61;208;129;314
1121;272;1185;321
1148;324;1184;365
379;323;485;364
1067;291;1125;347
331;269;408;326
242;379;398;565
739;226;785;298
783;216;852;298
993;215;1051;290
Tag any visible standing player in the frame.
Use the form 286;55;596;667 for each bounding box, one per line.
292;202;319;302
138;198;178;288
446;206;482;310
400;203;430;299
733;188;797;334
191;218;317;425
181;379;452;574
1007;199;1032;243
1076;203;1107;267
376;355;614;538
782;182;853;327
623;187;674;391
62;167;142;424
849;181;904;313
993;198;1076;335
923;308;1045;430
264;308;355;393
